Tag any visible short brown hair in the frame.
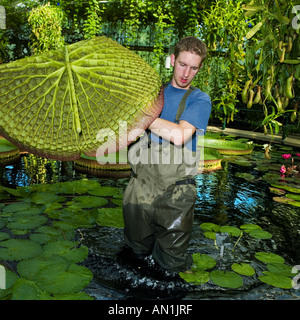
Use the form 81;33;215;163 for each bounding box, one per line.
174;36;207;63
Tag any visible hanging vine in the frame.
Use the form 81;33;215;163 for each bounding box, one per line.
83;0;103;39
28;3;65;54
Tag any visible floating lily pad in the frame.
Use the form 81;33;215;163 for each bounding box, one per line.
179;270;210;285
235;172;255;181
200;222;220;232
67;195;108;208
219;226;241;237
42;240;88;263
11;278;52;300
0;219;6;229
231;263;255;276
259;271;294;289
59;209;97;228
269;187;286;196
17;254;70;281
96;207;124;228
2;201;32;213
266;263;297;277
30;192;66;204
7;214;47;230
29;226;74;244
255;252;285;264
192;253;216;270
271;184;300;194
110;198;123;206
210;270;243;289
240;224;262;233
35;263;93;295
203;231;216;240
0;232;10;241
286;194;300;201
288;201;300;207
88;186;121;197
249;229;272;239
0;239;42;261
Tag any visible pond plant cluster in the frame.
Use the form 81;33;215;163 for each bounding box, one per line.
1;133;300;299
0;180;124;300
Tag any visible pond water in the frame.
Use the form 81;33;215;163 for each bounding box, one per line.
0;139;300;300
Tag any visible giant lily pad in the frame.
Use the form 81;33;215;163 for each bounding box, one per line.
203;139;253;155
0;36;163;160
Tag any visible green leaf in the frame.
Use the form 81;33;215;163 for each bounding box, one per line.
30;192;66;204
240;224;262;233
67;195;108;208
0;37;163;160
231;263;255;276
88;186;121;197
245;21;264;40
259;272;294;289
0;219;6;229
7;214;47;230
0;239;42;261
203;231;216;240
179;270;210;285
266;263;296;277
41;240;88;263
286;194;300;201
0;232;10;241
249;229;272;239
29;226;74;244
35;263;93;295
210;270;243;289
255;252;285;264
17;255;70;281
219;226;242;237
96;207;124;228
200;222;220;232
192;253;216;271
11;278;52;300
59;208;97;228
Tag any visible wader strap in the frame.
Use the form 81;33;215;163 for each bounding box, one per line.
175;85;196;123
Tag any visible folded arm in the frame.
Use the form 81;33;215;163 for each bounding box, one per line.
148;118;196;146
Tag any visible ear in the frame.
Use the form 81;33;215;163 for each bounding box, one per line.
170;53;176;67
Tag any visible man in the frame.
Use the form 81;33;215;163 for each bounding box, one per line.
121;36;211;276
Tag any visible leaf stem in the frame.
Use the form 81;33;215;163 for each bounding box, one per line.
65;46;82;134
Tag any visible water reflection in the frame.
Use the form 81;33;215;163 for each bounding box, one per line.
0;147;300;292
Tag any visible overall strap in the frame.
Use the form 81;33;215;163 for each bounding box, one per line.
175;85;196;123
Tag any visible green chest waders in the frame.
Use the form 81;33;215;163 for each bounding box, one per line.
123;86;199;273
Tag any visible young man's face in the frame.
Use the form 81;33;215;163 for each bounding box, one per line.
171;51;202;89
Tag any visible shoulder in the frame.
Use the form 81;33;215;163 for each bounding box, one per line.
189;87;211;103
187;88;211;111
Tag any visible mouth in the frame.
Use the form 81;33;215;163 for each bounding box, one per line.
181;78;188;84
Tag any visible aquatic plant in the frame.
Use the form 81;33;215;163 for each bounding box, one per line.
179;222;298;290
0;36;163;161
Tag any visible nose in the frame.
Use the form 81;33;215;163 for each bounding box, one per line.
183;67;190;78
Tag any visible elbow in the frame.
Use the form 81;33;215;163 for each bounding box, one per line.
172;134;186;146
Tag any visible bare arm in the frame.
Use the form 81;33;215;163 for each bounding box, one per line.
148;118;196;146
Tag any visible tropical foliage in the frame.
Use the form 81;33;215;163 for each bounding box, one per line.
0;0;298;137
